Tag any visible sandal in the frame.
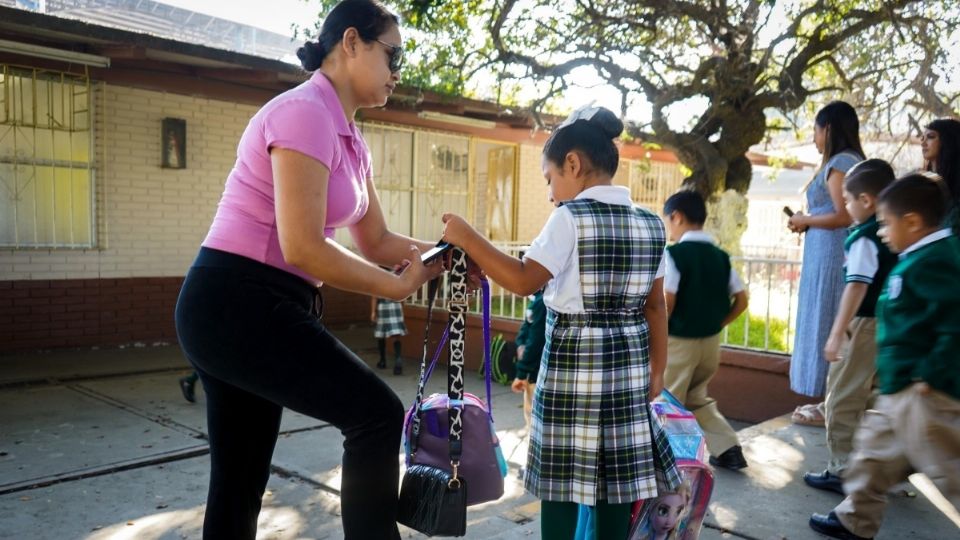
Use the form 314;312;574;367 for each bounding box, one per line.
791;402;825;426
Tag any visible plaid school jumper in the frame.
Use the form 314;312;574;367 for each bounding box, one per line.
373;299;407;338
525;199;682;505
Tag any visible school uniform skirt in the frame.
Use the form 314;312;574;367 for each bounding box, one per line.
524;310;681;505
374;299;407;338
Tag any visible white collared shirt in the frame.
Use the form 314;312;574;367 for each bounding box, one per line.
524;185;666;313
663;230;745;295
898;228;953;259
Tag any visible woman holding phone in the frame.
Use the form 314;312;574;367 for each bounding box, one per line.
786;101;862;410
174;2;444;539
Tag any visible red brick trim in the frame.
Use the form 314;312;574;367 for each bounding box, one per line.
0;278;369;354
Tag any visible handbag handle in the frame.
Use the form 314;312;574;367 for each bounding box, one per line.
446;248;469;465
408;250;494;467
409;277;441;456
422;278;494;417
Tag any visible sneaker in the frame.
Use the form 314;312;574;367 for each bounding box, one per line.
376;359;387;369
809;511;872;539
393;363;403;375
804;470;845;494
178;376;196;404
709;445;748;470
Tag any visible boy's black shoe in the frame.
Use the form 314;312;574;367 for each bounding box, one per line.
809;512;872;540
709;445;748;470
804;470;845;494
178;376;196;404
376;359;387;369
393;363;403;375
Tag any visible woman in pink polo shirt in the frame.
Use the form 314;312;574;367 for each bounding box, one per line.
174;1;442;538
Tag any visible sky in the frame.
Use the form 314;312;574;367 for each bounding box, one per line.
158;0;319;37
155;0;632;118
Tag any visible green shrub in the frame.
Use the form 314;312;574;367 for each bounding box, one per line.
722;313;790;353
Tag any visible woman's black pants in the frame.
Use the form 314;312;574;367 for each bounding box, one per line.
175;248;404;540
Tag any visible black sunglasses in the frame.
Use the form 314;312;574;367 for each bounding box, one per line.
374;39;404;73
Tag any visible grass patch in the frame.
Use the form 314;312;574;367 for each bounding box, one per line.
722;313;790;353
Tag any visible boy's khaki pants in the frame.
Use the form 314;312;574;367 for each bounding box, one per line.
835;383;960;538
665;334;739;456
824;317;877;477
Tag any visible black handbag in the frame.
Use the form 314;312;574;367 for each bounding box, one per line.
397;464;467;536
396;248;471;537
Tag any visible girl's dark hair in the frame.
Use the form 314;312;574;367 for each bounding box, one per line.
296;0;399;72
543;107;624;177
815;101;865;164
923;118;960;202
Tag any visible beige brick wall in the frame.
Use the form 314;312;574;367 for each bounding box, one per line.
0;84;259;280
515;143;555;244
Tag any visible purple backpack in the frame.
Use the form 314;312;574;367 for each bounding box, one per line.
403;278;507;506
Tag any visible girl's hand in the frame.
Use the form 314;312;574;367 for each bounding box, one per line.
649;374;664;402
441;213;478;249
787;212;809;233
511;378;527;393
466;257;485;292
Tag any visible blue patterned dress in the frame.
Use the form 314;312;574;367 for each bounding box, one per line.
790;151;863;397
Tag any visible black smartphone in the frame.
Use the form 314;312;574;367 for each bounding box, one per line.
421;241;453;264
783;206;795;218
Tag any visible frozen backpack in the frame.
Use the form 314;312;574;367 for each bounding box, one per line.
627;390;714;540
574;390;714;540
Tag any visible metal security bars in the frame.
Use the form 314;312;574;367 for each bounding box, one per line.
0;64;95;248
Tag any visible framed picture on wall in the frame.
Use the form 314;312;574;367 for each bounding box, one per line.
161;118;186;169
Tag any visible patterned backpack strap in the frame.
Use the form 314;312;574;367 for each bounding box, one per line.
447;248;469;469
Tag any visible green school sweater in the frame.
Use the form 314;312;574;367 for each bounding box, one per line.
843;216;897;318
514;291;546;382
667;241;732;338
876;233;960;399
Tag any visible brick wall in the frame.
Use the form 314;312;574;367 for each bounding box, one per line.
0;276;369;353
0;278;182;352
514;143;555;244
0;85;258;281
0;84;375;353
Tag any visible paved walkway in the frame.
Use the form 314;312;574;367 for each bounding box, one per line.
0;326;956;539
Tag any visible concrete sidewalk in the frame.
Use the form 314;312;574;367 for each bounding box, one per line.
0;326;956;539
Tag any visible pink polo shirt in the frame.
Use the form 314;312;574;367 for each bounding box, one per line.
202;72;371;285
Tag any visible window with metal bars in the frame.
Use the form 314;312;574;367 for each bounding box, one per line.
0;65;95;248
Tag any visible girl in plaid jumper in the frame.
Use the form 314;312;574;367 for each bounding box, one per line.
370;296;406;374
443;106;680;539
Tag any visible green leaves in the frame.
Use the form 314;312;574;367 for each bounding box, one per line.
301;0;958;194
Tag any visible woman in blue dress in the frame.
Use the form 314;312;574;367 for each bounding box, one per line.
787;101;863;404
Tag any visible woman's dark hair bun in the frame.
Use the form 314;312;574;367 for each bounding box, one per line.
296;41;325;72
585;108;624;139
296;0;399;73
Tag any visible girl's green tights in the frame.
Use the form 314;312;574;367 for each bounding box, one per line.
540;500;632;540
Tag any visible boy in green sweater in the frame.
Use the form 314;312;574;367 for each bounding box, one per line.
810;173;960;540
804;159;897;494
662;190;749;470
512;288;546;480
